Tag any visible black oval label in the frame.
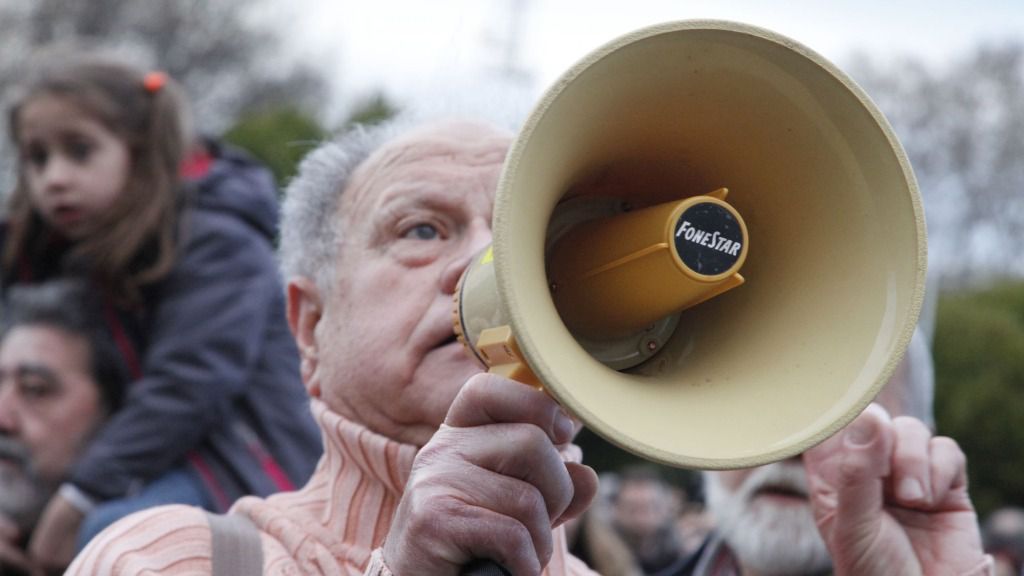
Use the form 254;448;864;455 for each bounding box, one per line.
673;203;744;276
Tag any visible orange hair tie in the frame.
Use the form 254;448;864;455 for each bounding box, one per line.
143;71;168;93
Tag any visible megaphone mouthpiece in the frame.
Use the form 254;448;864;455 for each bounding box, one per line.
548;187;748;339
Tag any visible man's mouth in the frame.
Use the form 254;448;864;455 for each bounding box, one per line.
0;451;29;475
0;438;32;468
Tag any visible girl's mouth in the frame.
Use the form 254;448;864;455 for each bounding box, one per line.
52;206;84;226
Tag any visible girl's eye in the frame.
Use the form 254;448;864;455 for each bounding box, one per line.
25;144;48;169
403;223;441;241
65;138;93;162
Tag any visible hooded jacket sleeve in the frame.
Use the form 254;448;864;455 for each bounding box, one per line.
68;209;296;500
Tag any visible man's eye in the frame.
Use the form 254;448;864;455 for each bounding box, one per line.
17;378;54;400
402;223;441;241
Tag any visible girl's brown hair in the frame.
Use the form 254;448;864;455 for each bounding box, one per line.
4;55;190;303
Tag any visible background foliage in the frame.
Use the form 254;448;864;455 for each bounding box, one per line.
933;280;1024;516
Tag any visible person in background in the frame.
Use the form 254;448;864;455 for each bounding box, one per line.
70;116;990;576
611;465;691;576
698;329;992;575
1;53;321;571
983;507;1024;576
567;472;643;576
0;281;127;574
674;502;713;562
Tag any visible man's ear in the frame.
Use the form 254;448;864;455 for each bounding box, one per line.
287;277;323;396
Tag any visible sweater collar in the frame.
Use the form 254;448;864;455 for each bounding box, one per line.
311;397;418;497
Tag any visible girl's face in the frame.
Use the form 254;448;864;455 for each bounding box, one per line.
16;94;131;240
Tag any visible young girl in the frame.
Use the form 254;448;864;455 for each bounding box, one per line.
1;55;321;569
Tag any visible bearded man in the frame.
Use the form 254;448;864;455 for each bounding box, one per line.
698;330;990;575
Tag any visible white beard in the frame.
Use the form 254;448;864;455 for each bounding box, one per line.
0;438;51;532
704;462;831;575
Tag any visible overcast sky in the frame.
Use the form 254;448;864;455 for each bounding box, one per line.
286;0;1024;121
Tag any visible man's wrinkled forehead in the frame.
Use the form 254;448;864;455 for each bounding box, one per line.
341;122;512;216
379;121;512;168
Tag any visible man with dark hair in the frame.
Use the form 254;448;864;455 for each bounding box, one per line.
612;466;690;575
0;281;127;574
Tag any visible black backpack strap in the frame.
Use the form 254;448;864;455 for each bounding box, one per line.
206;511;264;576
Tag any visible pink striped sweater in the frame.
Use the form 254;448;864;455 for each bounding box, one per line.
67;399;597;575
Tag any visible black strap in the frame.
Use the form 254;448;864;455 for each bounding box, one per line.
206;512;264;576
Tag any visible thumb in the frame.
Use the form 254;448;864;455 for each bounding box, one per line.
830;404;895;542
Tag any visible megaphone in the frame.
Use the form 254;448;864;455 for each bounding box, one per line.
454;20;926;470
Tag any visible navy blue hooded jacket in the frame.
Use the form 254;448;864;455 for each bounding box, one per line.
2;141;322;509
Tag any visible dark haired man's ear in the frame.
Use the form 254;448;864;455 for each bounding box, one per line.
287;277;322;397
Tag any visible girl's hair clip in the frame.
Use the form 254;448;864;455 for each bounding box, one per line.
143;71;168;93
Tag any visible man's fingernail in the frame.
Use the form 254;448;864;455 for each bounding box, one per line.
555;408;574;440
898;477;925;501
845;416;877;446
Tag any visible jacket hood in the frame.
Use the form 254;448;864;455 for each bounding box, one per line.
188;140;280;241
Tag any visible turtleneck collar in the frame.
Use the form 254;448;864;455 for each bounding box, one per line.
233;398;419;566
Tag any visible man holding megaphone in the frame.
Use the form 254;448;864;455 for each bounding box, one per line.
71;20;993;576
69;116;990;576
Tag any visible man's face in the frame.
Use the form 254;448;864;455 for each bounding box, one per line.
704;457;831;575
614;479;673;542
0;325;105;529
309;122;511;446
703;360;913;574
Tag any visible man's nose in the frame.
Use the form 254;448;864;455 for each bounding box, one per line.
440;220;493;295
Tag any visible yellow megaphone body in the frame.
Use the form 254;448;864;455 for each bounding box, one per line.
454;20;926;470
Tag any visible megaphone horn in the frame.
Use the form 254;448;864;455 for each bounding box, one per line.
453;20;926;470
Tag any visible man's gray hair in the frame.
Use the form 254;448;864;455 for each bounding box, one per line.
278;93;528;294
278;119;410;293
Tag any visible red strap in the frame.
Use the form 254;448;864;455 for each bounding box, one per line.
102;298;142;380
188;453;232;512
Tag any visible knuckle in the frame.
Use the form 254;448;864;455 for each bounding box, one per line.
501;520;545;574
898;451;931;473
933;436;966;464
893;415;930;436
510;422;550;449
509;482;548;523
461;374;489;399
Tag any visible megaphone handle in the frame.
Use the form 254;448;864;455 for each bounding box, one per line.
475;325;542;389
461;560;512;576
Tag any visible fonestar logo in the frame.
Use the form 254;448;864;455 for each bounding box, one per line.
675;220;742;257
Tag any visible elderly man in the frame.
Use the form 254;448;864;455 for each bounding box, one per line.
0;281;127;574
697;330;991;575
69;117;990;575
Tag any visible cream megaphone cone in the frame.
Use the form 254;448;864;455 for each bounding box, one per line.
454;20;926;470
